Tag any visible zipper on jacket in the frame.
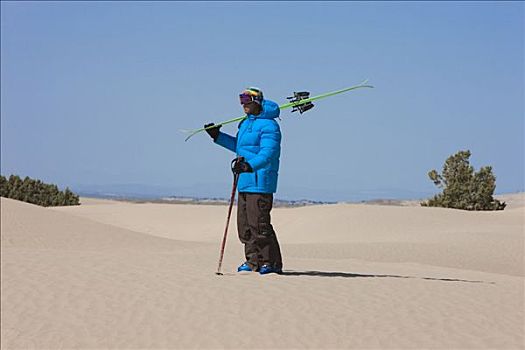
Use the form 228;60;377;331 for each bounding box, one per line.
255;171;258;187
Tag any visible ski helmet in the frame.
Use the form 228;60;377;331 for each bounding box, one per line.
239;87;264;105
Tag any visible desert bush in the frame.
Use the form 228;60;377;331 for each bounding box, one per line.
0;174;80;207
421;150;505;210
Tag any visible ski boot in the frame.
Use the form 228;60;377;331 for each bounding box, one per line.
237;262;255;272
259;264;282;275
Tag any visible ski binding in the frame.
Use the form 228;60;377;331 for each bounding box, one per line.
287;91;315;114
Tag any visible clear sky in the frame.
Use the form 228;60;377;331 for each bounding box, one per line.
1;1;523;201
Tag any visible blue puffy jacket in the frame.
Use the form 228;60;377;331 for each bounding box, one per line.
215;99;281;193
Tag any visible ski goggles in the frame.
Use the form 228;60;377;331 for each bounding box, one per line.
239;89;262;105
239;92;257;105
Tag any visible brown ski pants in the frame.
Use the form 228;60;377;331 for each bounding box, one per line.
237;192;283;271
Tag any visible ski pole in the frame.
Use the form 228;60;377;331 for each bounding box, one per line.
215;157;241;275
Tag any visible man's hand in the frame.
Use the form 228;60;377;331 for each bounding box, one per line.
232;159;253;174
204;123;221;141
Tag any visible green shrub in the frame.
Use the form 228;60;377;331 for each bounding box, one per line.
421;150;506;211
0;174;80;207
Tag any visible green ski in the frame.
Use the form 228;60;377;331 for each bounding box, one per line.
181;79;373;141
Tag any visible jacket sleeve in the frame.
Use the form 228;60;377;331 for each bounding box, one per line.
246;121;281;171
214;131;237;153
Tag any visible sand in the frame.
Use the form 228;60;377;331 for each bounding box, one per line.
1;194;524;349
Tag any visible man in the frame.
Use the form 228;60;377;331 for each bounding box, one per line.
204;87;283;275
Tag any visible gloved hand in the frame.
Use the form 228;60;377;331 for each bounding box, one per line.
232;159;253;174
204;123;221;141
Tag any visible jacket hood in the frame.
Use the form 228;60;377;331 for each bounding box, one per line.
248;99;280;120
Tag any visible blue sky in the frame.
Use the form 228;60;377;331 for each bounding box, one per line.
1;1;523;201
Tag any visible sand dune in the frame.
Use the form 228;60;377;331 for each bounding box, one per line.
1;196;524;349
56;196;524;276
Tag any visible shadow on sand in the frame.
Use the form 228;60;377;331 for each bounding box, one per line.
280;270;494;284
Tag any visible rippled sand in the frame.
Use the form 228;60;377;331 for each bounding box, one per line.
1;195;523;349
